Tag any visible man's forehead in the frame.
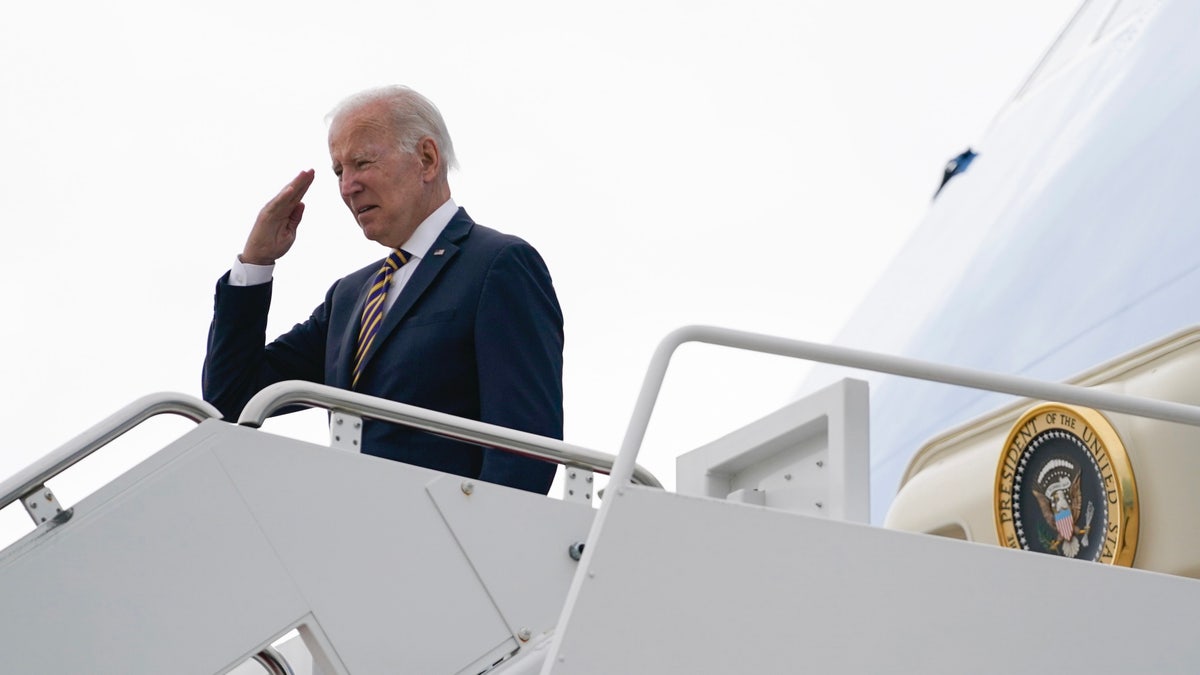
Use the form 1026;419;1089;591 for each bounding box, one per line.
329;114;393;153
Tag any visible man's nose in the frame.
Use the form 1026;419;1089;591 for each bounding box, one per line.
340;172;361;198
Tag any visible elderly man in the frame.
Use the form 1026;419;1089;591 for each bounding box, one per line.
203;85;562;494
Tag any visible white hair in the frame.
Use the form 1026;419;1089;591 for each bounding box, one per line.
327;85;458;177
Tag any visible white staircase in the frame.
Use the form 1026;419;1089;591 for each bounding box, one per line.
4;326;1200;673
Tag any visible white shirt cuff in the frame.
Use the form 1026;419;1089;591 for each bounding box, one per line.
229;255;275;287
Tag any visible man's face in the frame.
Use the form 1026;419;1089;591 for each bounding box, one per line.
328;104;433;248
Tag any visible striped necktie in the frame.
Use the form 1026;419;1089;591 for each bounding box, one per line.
353;248;410;388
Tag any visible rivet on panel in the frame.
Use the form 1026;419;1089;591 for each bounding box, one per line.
569;542;585;561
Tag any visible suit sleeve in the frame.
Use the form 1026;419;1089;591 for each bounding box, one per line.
474;242;564;493
202;272;330;421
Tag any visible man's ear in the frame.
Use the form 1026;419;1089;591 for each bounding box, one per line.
417;137;441;181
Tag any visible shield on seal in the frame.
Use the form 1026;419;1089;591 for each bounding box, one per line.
1054;508;1074;541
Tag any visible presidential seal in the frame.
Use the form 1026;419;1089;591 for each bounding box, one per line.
994;403;1138;565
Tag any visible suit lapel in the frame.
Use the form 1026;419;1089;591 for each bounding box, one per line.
332;273;378;389
352;209;473;384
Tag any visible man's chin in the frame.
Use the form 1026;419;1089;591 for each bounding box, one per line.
357;215;414;249
357;221;388;244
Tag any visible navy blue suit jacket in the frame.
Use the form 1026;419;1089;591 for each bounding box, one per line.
203;208;562;494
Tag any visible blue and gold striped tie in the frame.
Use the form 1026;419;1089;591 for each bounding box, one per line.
353;249;409;388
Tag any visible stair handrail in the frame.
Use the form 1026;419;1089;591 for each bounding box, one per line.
0;393;221;518
605;324;1200;491
237;381;664;489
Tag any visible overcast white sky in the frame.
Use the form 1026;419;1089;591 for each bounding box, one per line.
0;1;1078;530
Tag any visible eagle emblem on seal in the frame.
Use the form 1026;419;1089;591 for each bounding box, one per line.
1031;458;1095;558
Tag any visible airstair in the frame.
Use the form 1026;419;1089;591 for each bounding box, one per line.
2;327;1199;673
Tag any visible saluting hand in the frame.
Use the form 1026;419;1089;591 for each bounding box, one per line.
241;169;316;265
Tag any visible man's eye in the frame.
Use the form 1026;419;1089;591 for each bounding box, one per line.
356;160;371;169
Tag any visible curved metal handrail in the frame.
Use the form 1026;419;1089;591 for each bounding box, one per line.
237;381;664;489
251;646;295;675
606;324;1200;490
0;393;222;513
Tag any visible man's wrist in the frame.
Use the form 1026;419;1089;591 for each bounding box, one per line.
238;252;276;266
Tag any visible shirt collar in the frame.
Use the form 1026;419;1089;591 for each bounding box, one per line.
400;198;457;260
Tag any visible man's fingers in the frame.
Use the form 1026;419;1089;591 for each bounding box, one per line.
280;171;312;227
287;202;306;227
289;169;316;199
265;169;316;215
